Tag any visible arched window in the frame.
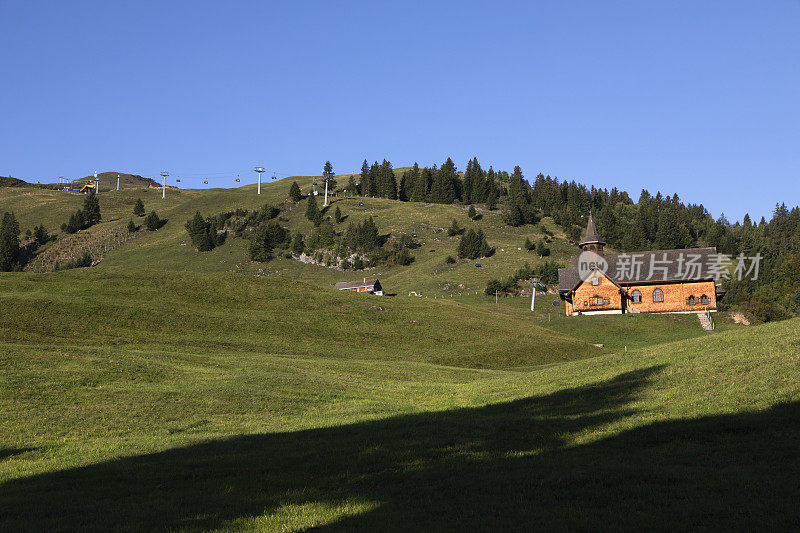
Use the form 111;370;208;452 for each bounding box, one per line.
631;290;642;303
653;288;664;303
687;295;696;305
700;294;709;305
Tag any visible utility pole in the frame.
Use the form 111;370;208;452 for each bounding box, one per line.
254;166;265;195
116;173;120;191
94;170;98;194
322;172;330;206
160;171;169;199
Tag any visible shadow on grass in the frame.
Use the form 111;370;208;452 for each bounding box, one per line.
3;365;799;530
0;448;38;461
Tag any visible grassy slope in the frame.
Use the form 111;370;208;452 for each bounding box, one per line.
1;270;797;529
2;177;577;295
4;179;790;530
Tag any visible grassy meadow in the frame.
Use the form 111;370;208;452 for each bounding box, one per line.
1;179;798;530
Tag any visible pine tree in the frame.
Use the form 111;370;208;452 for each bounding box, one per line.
305;194;321;225
502;200;524;227
346;175;357;196
462;158;475;204
410;164;427;202
486;192;498;211
430;161;456;204
185;211;214;251
470;158;486;204
457;228;492;260
133;198;145;216
398;171;409;201
145;211;162;231
367;162;380;197
334;206;343;223
291;232;305;254
33;225;49;246
62;210;86;234
0;212;21;271
83;190;101;226
448;219;463;236
377;160;396;199
467;205;477;219
127;219;138;233
359;160;370;196
289;182;303;202
536;239;550;257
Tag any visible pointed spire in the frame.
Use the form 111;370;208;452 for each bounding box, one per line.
579;213;605;247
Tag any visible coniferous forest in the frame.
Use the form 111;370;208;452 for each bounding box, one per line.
344;156;800;322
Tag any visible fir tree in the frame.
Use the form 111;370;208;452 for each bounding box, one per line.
305;194;321;225
185;211;214;251
127;219;138;233
249;221;289;262
367;161;380;197
133;198;145;216
33;225;49;246
467;205;477;219
486;192;498;211
334;206;343;223
430;160;457;204
83;190;101;226
448;219;464;236
502;200;524;227
0;212;21;272
398;171;409;201
289;182;303;202
291;232;305;254
359;159;370;196
346;175;357;196
144;211;162;231
410;164;428;202
536;239;550;257
61;210;85;234
457;228;492;260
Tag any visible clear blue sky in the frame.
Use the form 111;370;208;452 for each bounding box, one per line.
2;0;798;221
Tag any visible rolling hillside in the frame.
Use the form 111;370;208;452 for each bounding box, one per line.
0;265;797;529
4;175;576;295
4;174;795;530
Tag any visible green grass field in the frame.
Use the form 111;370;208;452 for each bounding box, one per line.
1;181;797;530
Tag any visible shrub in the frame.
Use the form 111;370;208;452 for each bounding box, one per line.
57;251;93;270
445;255;456;264
127;219;138;233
